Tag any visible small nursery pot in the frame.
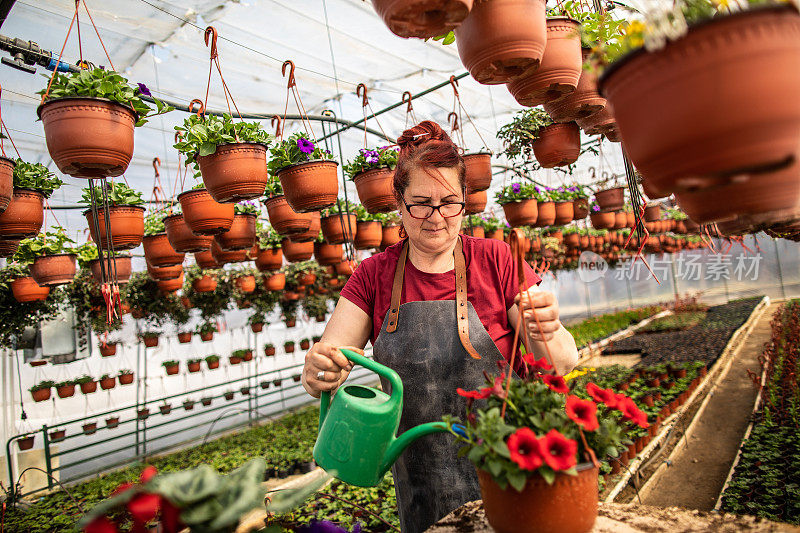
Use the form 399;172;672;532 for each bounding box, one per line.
353;167;397;213
177;188;235;236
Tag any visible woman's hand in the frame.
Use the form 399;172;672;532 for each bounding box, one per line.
302;343;361;398
514;289;561;342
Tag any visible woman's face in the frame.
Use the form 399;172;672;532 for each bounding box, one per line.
399;166;464;254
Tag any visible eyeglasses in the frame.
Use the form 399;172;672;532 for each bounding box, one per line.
401;196;466;219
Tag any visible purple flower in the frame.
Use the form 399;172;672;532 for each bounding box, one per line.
592;205;601;212
297;138;315;154
298;521;360;533
367;155;379;164
534;186;541;193
136;83;152;96
511;183;522;194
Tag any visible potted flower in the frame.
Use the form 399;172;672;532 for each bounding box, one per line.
105;416;120;429
201;396;213;406
141;332;160;348
0;159;63;240
37;67;171;177
99;340;117;357
17;227;76;287
30;380;54;402
233;348;253;362
264;343;276;357
76;375;97;395
229;352;242;365
197;322;216;342
344;146;399;213
215;201;258;251
589;203;616;230
177;182;235;237
547;186;576;226
162;360;180;375
495;182;540;227
268;132;338;213
372;0;471;38
49;428;66;442
178;331;193;344
76;243;132;284
260;380;271;390
481;215;505;241
183;399;196;411
224;390;235;401
118;369;135;385
284;340;296;354
174;112;272;202
281;237;314;263
249;313;266;333
255;223;284;272
379;211;402;250
265;271;286;291
354;204;383;250
497;109;554;167
80;181;146;251
99;374;116;390
273;378;283;387
187;358;203;373
137;407;151;420
56;380;76;398
300;337;311;351
163;207;213;253
205;354;220;370
462;214;485;239
292;373;302;383
143;210;185;267
314;231;344;266
232;266;257;293
240;385;251;395
159;402;172;415
261;177;314;237
592;176;625;212
320;199;357;244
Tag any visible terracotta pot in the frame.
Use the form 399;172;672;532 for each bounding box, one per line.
234;274;256;293
594;187;625;211
464;152;492;192
478;464;598;533
508;18;582;106
502;199;538;226
255;247;283;271
0;188;44;239
575;103;618;136
142;335;159;348
0;156;14;214
373;0;473;38
487;229;504;241
207;359;220;370
277;159;339;212
314;242;344;265
38;97;136;177
194;249;221;269
164;213;213;252
177;188;235;236
164;364;179;376
118;373;135;386
380;225;402;250
613;211;627;229
201;397;213;406
264;195;312;236
84;205;145;251
321;213;357;244
229;355;241;365
178;332;192;344
160;404;172;415
564;233;580;248
30;253;76;286
463;225;485;239
544;48;606;122
465;189;487;214
250;322;264;333
353;167;397;213
287;211;321;243
200;331;214;342
57;384;75;398
590;211;615;230
80;380;98;394
598;7;800;198
143;233;185;267
644;204;661;222
32;387;51;402
282;238;314;262
147;261;182;281
17;436;34;451
137;408;150;420
90;255;132;284
190;274;217;293
553;201;574;225
183;400;196;410
354;220;383;249
534;201;556;227
626;212;636;228
257;273;285;295
0;239;19;258
210;240;248;264
214;213;256;251
284;343;296;353
99;342;117;357
454;0;546;84
100;376;116;390
532;122;581;168
11;277;50;302
197;143;268;202
336;259;359;276
573;197;589;219
49;429;66;442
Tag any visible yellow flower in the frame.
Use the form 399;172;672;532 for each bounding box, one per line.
623;20;646;48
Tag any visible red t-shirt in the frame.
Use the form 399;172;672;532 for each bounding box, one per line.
340;235;541;372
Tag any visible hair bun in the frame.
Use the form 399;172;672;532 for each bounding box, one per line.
397;120;453;151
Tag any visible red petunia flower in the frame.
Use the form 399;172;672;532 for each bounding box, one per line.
617;395;650;429
540;429;578;471
457;387;491;400
542;374;569;394
565;395;599;431
586;382;617;408
507;427;544;471
523;354;553;372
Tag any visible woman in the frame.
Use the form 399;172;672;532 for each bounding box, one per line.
302;121;578;532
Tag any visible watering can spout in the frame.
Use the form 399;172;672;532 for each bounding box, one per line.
382;421;450;475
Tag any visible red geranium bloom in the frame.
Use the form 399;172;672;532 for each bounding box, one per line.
522;354;553;372
586;382;617;408
565;395;599;431
507;427;544;471
542;374;569;394
540;429;578;471
457;387;491;400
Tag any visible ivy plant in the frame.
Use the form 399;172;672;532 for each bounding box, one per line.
267;132;334;175
12;159;64;198
79;182;144;206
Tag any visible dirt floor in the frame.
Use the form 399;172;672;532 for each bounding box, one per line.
637;302;778;510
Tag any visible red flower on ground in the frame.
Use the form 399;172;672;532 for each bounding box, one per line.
565;395;599;431
617;395;650;429
542;374;569;394
507;427;544;471
586;382;617;408
457;387;491;400
84;517;118;533
522;354;553;372
540;429;578;471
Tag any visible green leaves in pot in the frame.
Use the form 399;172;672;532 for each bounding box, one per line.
12;159;64;198
497;108;553;162
234;201;259;216
267;132;334;175
80;181;144;206
144;211;167;236
343;146;399;180
13;227;75;264
257;222;282;249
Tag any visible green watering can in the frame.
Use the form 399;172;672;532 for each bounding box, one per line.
313;348;449;487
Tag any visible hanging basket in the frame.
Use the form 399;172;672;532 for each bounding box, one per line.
380;225;401;250
463;152;492;192
264;195;312;236
80;380;98;394
502;199;538;227
157;273;184;293
589;211;616;230
99;342;117;357
234;274;256;293
321;213;356;244
57;383;75;398
164;213;213;253
544;48;606;123
142;334;159;348
84;205;145;251
143;233;185;267
532;122;581;168
553;201;574;225
0;239;19;258
197;143;269;202
594;187;625;211
573;197;589;219
30;253;77;286
0;188;44;239
465;189;487;214
99;376;116;390
178;332;193;344
17;435;35;451
373;0;472;38
37;97;136;178
455;0;546;84
11;276;50;302
214;213;256;251
146;261;183;281
90;255;132;284
287;211;321;243
477;464;598;533
31;387;51;402
210;240;248;265
314;242;344;265
354;220;383;250
534;201;556;227
277;160;339;213
353;167;398;213
507;18;582;107
194;249;222;269
644;204;661;222
177;188;235;236
0;156;15;214
255;247;283;271
463;225;484;238
598;6;800;199
264;272;286;291
119;372;135;385
281;238;314;262
613;211;627;229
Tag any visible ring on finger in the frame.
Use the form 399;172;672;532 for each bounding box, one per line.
316;370;326;381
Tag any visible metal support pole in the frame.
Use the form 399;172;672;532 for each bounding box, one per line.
773;238;787;300
135;328;141;457
142;343;148;457
42;424;53;489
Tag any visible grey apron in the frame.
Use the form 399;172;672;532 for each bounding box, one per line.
371;238;508;533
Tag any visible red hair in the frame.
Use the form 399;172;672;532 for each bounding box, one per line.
393;120;466;200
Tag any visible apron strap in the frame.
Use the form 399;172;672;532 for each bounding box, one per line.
386;237;482;360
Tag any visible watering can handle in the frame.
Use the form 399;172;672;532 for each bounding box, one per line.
319;348;403;432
